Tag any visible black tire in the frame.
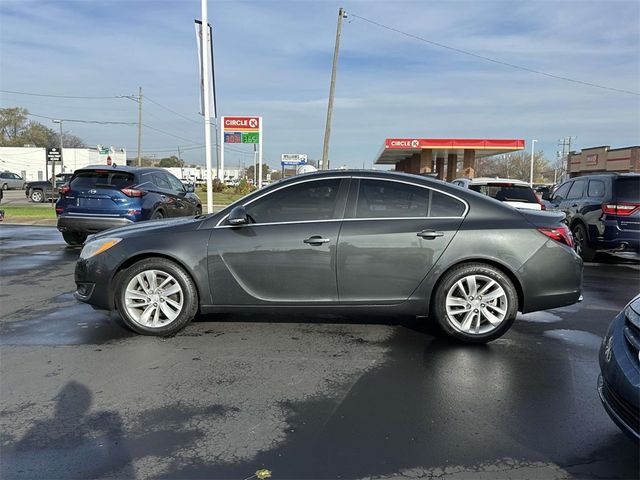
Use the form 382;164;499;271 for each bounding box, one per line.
572;223;596;262
151;210;165;220
114;257;198;336
30;189;45;203
62;231;88;246
195;206;202;216
1;183;7;191
431;263;518;343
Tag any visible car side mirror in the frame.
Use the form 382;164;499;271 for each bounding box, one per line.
186;183;195;193
542;192;551;201
228;206;249;226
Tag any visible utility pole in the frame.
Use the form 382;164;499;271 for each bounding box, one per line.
557;136;576;180
529;139;538;186
321;7;347;170
201;0;214;214
137;86;143;166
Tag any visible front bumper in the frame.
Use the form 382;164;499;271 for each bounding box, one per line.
74;251;120;310
598;309;640;441
58;214;133;234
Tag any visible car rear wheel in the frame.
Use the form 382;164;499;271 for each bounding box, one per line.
572;223;596;262
30;189;44;203
1;183;7;191
114;258;198;336
151;210;164;220
62;231;87;246
432;263;518;343
195;206;202;216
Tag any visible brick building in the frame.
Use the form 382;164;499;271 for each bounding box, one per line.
568;145;639;177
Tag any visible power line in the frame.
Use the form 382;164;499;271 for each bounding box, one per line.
27;112;137;125
144;96;201;125
346;11;640;97
0;89;120;99
141;123;201;145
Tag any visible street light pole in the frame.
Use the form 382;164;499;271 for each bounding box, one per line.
137;86;143;166
529;139;538;186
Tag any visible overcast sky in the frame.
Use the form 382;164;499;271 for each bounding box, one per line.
1;0;638;169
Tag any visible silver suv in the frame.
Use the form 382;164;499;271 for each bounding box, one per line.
0;171;26;190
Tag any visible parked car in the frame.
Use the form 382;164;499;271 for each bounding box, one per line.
56;165;202;246
546;173;639;261
25;172;74;203
74;170;582;342
0;171;26;190
452;177;545;210
598;294;639;441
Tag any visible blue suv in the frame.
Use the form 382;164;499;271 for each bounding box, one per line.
56;166;202;245
547;173;639;261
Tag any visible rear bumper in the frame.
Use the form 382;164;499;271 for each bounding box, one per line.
57;214;133;234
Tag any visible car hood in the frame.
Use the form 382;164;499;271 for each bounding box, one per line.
90;215;205;241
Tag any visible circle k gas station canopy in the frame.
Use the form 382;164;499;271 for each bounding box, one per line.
374;138;525;180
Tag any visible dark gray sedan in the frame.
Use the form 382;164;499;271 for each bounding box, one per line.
74;170;583;343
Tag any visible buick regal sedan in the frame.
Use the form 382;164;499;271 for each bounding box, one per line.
74;170;583;343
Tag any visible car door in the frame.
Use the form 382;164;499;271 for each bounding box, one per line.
337;177;467;304
564;179;587;220
548;181;572;215
208;177;349;305
165;171;198;216
149;171;180;217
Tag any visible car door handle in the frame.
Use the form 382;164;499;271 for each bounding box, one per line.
417;230;444;239
303;236;331;245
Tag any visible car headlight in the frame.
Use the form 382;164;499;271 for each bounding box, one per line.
79;237;122;259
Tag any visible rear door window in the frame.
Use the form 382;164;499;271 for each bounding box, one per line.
567;180;586;200
70;171;134;190
614;177;640;203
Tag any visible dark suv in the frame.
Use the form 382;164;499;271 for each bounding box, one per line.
56;166;202;245
547;173;639;261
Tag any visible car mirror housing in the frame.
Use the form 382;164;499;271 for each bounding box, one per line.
186;183;195;193
228;206;248;226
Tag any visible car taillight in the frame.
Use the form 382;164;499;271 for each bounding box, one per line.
602;203;640;216
121;187;147;197
55;207;63;214
538;226;573;248
59;184;70;194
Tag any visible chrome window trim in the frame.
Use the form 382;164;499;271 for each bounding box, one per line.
214;175;468;228
215;176;346;227
352;176;469;218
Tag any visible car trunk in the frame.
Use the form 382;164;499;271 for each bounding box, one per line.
64;170;137;215
612;177;640;232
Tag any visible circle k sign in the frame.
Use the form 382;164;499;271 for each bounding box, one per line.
223;116;260;131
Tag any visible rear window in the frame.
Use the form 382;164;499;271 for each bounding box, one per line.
469;184;538;203
70;171;135;190
614;177;640;203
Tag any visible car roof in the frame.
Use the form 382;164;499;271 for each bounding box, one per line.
453;177;531;185
76;165;162;174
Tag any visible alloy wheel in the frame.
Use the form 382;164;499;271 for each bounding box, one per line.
124;269;184;328
445;274;508;335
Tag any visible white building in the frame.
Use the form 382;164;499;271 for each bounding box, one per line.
0;146;127;182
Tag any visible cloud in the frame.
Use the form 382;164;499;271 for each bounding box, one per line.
0;0;638;168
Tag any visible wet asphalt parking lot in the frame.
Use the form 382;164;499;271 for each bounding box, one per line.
1;224;638;479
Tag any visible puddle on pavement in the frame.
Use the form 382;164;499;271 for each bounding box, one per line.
543;329;602;349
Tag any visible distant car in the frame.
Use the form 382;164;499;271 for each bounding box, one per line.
547;173;639;261
56;166;202;246
0;171;26;190
452;177;545;211
74;170;582;342
25;173;74;203
598;294;640;441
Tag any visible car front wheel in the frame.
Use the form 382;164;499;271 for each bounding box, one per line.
431;263;518;343
114;258;198;336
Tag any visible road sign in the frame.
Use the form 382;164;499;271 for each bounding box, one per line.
46;148;62;163
281;153;307;166
241;132;259;144
223;116;260;131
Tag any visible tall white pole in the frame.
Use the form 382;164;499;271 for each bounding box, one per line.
258;117;263;188
201;0;213;214
529;139;537;186
220;116;225;188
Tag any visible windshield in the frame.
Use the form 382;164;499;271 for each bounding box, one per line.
469;184;538;203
